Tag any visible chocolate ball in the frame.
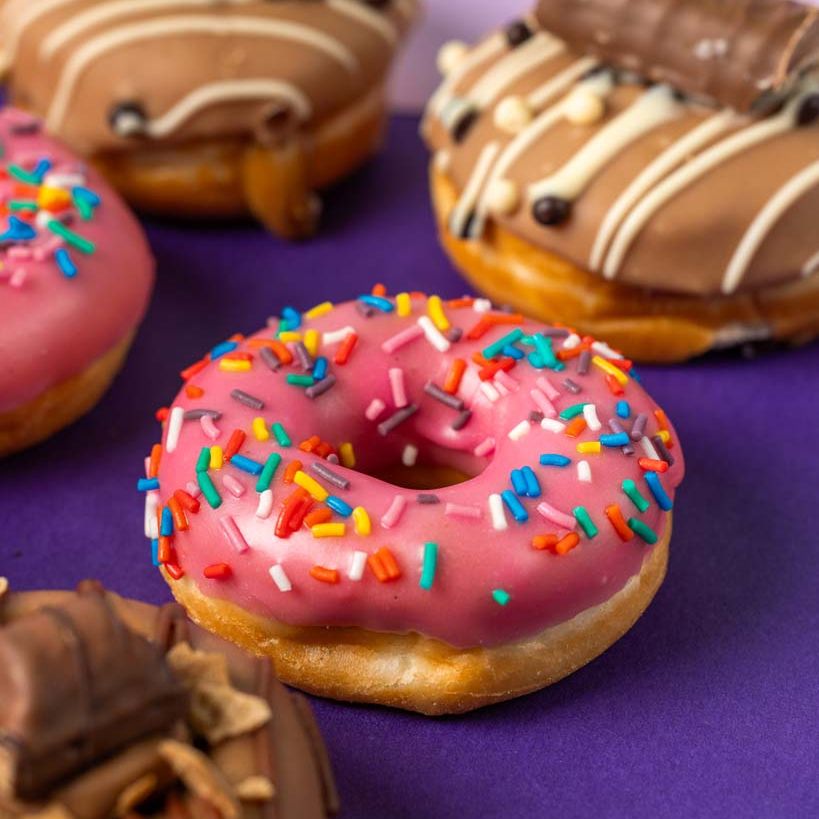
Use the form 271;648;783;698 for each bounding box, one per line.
532;196;572;226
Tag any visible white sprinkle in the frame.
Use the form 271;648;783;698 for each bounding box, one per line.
144;492;159;539
349;551;368;582
563;333;582;350
44;171;85;188
389;367;409;408
402;444;419;467
592;340;621;359
165;406;185;453
269;564;292;592
473;298;492;313
489;493;508;531
583;404;602;431
640;436;661;460
256;489;274;519
365;398;386;420
418;315;451;352
577;460;592;483
322;325;356;345
480;381;500;403
541;418;566;434
474;437;496;457
508;420;531;441
445;502;483;519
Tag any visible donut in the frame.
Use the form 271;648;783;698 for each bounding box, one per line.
0;0;419;239
422;1;819;362
0;579;339;818
141;291;685;715
0;106;154;457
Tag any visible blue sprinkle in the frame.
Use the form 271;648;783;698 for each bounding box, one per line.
540;454;571;467
160;506;174;537
511;469;527;496
32;158;52;182
616;401;631;419
210;340;238;359
2;215;37;242
326;496;353;517
521;466;542;498
501;490;529;523
601;432;630;448
230;454;264;475
313;356;328;381
502;344;525;360
151;539;160;567
358;294;394;312
644;472;673;511
55;247;77;278
72;185;101;207
281;306;302;330
631;368;643;383
137;477;159;492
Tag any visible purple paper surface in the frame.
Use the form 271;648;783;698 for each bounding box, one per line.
2;117;817;818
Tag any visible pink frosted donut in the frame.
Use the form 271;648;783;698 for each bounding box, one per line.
0;107;154;455
144;291;684;714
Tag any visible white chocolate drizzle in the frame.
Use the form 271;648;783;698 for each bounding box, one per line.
0;0;78;71
801;248;819;277
449;141;501;238
327;0;399;46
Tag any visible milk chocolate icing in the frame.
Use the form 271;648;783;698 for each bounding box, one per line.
423;13;819;297
0;581;338;819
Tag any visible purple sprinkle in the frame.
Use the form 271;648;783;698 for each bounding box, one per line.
652;434;675;466
305;374;337;399
609;419;635;455
528;410;545;424
577;350;591;375
563;378;582;394
230;389;265;410
378;404;419;436
183;409;222;420
424;381;465;411
356;301;375;318
294;341;313;371
446;327;463;343
631;413;648;442
417;493;441;504
451;409;472;431
541;327;570;338
327;454;340;464
259;346;281;372
310;461;350;490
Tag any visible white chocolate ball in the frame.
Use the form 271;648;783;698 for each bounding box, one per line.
494;96;534;134
564;88;606;125
485;179;521;216
437;41;469;77
434;149;453;174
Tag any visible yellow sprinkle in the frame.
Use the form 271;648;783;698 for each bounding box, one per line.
304;328;319;357
252;417;270;441
218;358;252;372
577;441;602;454
427;295;450;331
312;523;346;538
305;301;334;319
396;292;412;317
657;430;672;445
278;331;302;343
209;445;224;470
294;470;329;502
592;355;628;386
38;186;72;209
339;442;356;468
352;506;371;536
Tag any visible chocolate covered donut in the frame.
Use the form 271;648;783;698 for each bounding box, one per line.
423;1;819;361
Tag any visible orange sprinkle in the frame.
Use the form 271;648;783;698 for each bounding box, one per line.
556;343;590;362
168;496;188;532
654;408;670;432
148;443;162;478
228;333;245;343
609;358;633;372
204;563;232;580
269;339;294;365
444;358;467;395
184;384;204;399
605;374;625;396
174;489;200;514
314;442;334;459
371;282;387;297
564;417;587;438
310;566;340;584
638;457;669;473
447;297;474;309
368;547;401;582
605;505;634;542
221;351;252;362
180;358;209;381
283;459;303;484
334;332;358;365
155;407;169;423
555;532;580;555
465;312;524;340
157;536;174;564
224;429;246;461
299;435;321;453
479;357;516;381
304;508;333;528
532;534;559;551
165;563;185;581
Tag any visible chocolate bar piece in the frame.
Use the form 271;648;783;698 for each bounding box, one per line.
535;0;819;111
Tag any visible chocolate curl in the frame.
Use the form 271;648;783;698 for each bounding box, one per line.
535;0;819;112
0;588;187;801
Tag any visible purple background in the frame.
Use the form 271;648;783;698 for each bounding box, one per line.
3;117;818;818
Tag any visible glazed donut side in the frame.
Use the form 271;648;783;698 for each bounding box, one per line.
143;295;683;713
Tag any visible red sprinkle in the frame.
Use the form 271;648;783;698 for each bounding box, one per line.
165;563;185;581
443;358;466;395
334;332;358;365
605;505;634;542
180;358;209;381
168;496;188;531
638;457;669;473
605;374;625;395
224;429;246;461
204;563;232;580
174;489;200;514
310;566;340;584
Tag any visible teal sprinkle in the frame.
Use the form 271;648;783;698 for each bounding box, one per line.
286;374;315;387
197;472;222;509
195;447;211;473
622;479;650;513
272;422;291;447
256;453;282;492
629;518;658;544
73;194;94;221
8;200;38;212
47;219;96;254
574;506;598;538
419;542;438;590
7;164;39;185
492;589;511;606
483;328;524;360
559;403;588;420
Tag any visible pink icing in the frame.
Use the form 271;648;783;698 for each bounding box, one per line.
152;297;684;649
0;107;154;412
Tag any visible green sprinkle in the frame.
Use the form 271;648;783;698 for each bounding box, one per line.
622;479;650;513
73;195;94;221
492;589;511;606
629;518;658;545
573;506;598;538
419;542;438;590
256;453;282;492
482;328;524;359
195;447;211;473
272;422;291;447
8;200;38;212
46;219;96;254
559;403;588;421
7;164;39;185
286;374;315;387
197;472;222;509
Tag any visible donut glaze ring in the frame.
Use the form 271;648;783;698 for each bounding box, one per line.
423;13;819;361
0;0;418;239
144;294;684;715
0;107;154;456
